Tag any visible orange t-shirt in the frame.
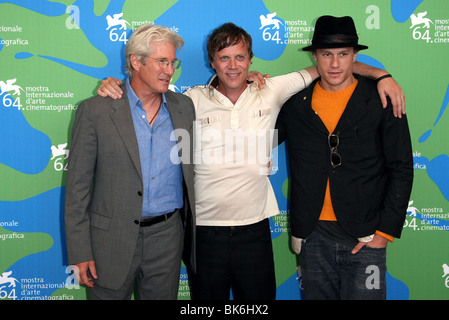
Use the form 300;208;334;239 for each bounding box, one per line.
311;80;393;242
312;80;358;221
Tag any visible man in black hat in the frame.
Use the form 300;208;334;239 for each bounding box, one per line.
276;16;413;299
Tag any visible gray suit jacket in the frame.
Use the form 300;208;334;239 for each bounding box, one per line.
64;86;196;290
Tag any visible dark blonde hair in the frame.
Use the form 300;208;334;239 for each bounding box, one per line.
206;23;254;65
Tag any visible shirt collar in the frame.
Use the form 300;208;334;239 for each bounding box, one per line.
126;78;168;111
207;75;257;100
126;78;140;110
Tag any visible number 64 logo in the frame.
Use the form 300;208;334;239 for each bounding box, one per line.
106;13;131;44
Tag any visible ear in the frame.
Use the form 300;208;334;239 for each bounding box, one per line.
130;54;141;72
353;49;359;62
312;50;318;62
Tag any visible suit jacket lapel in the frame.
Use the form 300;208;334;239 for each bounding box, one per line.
110;87;142;180
301;75;371;135
334;75;370;134
301;81;329;134
164;90;194;184
165;90;185;132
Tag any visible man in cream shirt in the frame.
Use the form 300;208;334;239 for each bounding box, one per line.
188;64;312;229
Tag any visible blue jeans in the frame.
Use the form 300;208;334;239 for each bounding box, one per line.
300;231;386;300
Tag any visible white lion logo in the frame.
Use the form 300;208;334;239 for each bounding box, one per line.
410;11;433;29
442;264;449;278
0;78;24;96
51;143;70;160
0;271;19;288
260;12;283;30
106;13;131;30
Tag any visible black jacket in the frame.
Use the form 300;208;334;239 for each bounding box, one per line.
276;74;413;239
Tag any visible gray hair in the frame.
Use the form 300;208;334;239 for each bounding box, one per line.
125;24;184;78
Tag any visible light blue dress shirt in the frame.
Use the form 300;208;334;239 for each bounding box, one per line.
126;79;183;218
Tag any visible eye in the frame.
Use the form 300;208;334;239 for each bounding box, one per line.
172;60;181;69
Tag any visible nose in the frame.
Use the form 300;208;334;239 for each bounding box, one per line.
330;55;339;68
229;57;237;69
164;63;175;76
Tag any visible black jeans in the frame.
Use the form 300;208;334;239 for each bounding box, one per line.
191;218;276;300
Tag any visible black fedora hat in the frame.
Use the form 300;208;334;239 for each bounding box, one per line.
302;15;368;51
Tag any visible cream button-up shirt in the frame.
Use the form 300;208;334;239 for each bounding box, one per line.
185;70;312;226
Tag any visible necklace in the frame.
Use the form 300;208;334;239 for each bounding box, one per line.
148;103;161;126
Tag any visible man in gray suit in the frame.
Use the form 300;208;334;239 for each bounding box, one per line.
64;24;195;300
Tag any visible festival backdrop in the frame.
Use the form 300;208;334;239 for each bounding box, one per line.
0;0;448;300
